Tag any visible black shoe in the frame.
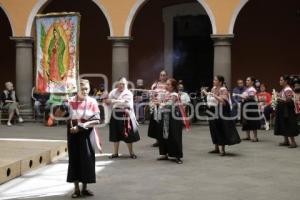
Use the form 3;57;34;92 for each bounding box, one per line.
152;142;159;147
242;137;251;141
109;154;119;159
251;138;259;142
81;189;94;196
130;154;137;159
219;152;226;156
175;158;183;164
71;191;81;198
279;142;290;146
288;144;298;148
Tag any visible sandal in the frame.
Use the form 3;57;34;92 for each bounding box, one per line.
130;154;137;159
81;189;94;196
209;149;220;154
71;191;81;198
109;154;119;159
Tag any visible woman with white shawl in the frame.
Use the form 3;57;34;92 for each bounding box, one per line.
104;77;140;159
54;79;101;198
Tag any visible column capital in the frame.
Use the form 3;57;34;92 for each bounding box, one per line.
108;36;133;42
211;34;234;46
10;37;34;48
10;36;34;42
108;37;133;48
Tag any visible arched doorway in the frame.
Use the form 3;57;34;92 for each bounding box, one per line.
232;0;300;89
0;7;15;90
32;0;112;88
129;0;214;92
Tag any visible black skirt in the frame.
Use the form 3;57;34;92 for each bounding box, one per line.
208;103;241;146
67;123;96;183
148;112;160;139
157;107;183;158
109;109;140;143
274;101;299;137
241;98;261;131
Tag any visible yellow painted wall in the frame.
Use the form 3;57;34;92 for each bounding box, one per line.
97;0;137;36
0;0;246;36
0;0;38;36
205;0;242;34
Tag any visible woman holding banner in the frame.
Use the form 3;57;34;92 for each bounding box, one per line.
55;79;101;198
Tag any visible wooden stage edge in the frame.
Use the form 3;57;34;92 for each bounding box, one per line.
0;138;68;185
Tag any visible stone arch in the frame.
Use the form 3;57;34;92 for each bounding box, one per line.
0;3;15;36
25;0;113;36
228;0;249;34
124;0;217;36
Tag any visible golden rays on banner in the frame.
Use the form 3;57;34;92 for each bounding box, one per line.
35;13;81;93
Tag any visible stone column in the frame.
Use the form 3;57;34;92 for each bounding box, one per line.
108;37;132;84
10;37;34;109
211;34;234;89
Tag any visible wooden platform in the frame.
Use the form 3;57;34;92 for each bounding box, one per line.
0;139;67;185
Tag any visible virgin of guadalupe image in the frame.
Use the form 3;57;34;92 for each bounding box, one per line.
36;14;78;93
47;27;67;82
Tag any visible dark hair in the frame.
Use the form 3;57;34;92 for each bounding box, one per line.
167;78;178;92
247;76;256;83
281;75;291;85
160;70;167;75
215;75;225;85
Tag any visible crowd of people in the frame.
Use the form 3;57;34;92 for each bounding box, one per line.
1;72;299;198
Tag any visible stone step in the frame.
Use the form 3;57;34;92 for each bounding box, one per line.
0;139;67;185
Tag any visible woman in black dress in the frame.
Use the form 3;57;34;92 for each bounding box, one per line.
105;77;140;159
148;70;168;147
203;76;241;156
63;79;101;198
274;75;299;148
156;78;184;164
240;77;261;142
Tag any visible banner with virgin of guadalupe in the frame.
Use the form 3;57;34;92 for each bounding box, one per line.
35;12;80;93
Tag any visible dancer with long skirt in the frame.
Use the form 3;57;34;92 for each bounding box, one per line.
105;77;140;159
274;75;299;148
203;76;241;156
62;79;101;198
148;70;168;147
239;77;261;142
155;78;185;164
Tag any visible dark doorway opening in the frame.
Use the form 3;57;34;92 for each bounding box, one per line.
0;8;15;90
173;15;213;93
